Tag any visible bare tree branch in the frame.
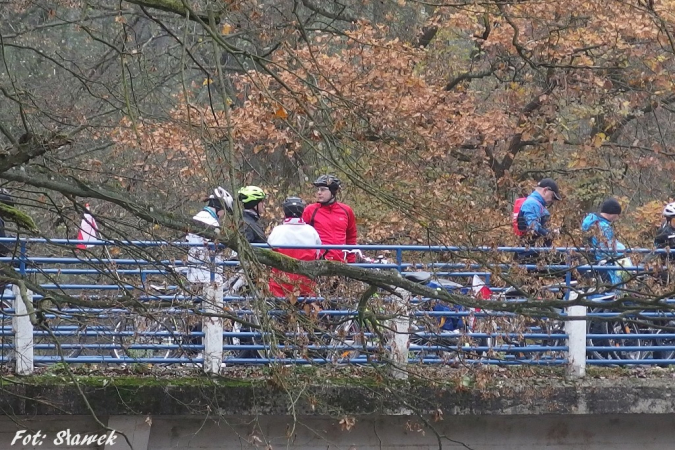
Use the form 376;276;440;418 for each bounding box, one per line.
0;132;72;173
300;0;357;23
444;68;495;91
0;122;18;147
605;96;675;143
123;0;213;23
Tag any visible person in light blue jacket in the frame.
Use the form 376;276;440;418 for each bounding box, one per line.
581;198;626;286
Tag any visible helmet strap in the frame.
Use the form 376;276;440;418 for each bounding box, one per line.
319;193;337;205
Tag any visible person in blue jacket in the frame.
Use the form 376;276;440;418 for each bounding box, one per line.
581;198;626;286
517;178;562;243
515;178;562;262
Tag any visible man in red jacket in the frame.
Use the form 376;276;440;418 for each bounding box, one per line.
302;175;358;263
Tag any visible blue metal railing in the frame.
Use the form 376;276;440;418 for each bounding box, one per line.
1;238;674;369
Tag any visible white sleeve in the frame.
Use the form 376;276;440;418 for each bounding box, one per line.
313;229;322;258
267;226;281;247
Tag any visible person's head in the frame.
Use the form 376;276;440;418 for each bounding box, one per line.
282;196;306;219
664;202;675;223
0;189;14;207
600;198;622;222
312;174;341;205
534;178;562;206
203;187;232;218
238;186;266;215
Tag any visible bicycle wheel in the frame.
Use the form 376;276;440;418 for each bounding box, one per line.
241;300;315;361
587;310;647;361
609;320;648;361
34;308;103;361
646;311;675;364
327;316;381;364
653;337;675;364
408;324;433;363
538;320;567;362
506;317;566;362
234;299;271;359
328;318;361;363
111;314;183;362
408;313;464;364
587;312;611;360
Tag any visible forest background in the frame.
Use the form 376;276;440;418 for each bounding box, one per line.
2;0;674;253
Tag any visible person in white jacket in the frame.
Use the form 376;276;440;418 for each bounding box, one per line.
268;197;322;297
185;187;233;283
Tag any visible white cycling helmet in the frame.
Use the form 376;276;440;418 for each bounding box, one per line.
664;202;675;219
205;187;233;213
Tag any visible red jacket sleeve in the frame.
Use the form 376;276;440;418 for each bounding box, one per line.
345;205;358;263
302;205;313;225
345;206;357;245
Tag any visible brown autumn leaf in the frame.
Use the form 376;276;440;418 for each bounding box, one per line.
339;416;356;431
274;104;288;119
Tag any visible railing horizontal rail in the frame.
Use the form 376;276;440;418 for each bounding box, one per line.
1;237;673;253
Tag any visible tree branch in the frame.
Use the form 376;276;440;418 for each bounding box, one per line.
444;68;495;91
0;132;72;174
492;77;558;180
418;26;438;48
0;169;190;232
605;96;675;143
300;0;357;23
123;0;213;23
0;122;18;147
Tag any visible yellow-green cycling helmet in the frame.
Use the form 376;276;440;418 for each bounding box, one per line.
237;186;266;208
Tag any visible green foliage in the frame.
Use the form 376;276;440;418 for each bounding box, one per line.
0;203;38;233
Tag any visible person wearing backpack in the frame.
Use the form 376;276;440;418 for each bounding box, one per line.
581;198;627;286
513;178;562;262
237;186;267;244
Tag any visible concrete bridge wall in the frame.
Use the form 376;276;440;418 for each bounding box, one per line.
1;413;673;450
2;377;674;450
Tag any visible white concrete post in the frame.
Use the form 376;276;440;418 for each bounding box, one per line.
387;288;410;380
12;284;33;375
565;303;587;378
202;283;224;375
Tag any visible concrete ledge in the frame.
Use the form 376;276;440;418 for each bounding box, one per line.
2;376;675;417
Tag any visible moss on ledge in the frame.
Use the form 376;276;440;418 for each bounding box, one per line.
1;365;675;417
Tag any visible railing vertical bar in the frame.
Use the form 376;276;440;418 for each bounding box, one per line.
19;241;26;276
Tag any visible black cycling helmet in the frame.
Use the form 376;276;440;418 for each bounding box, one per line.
312;174;341;193
282;196;306;218
0;189;14;207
